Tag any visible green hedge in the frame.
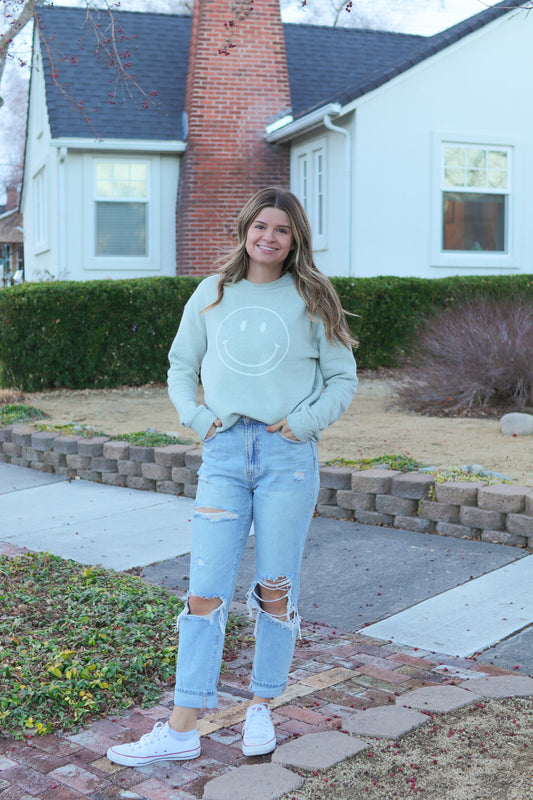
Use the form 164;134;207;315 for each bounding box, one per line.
332;274;533;369
0;274;532;390
0;277;200;391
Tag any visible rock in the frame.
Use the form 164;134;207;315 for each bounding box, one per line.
500;412;533;436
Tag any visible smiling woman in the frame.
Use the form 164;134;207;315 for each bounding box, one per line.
107;187;358;769
245;206;294;282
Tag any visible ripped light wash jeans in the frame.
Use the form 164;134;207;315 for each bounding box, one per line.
174;417;320;709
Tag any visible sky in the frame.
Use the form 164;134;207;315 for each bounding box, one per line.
282;0;500;35
0;0;503;202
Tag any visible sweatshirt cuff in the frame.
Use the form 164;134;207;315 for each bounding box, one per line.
286;411;319;443
190;406;217;441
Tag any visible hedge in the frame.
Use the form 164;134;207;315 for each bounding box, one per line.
0;274;532;390
0;277;200;391
332;274;533;369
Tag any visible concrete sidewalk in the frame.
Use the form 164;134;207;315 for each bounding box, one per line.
1;461;532;800
2;460;532;672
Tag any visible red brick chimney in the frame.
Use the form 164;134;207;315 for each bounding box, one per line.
176;0;291;276
5;185;18;211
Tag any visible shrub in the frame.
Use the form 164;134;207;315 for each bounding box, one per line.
395;296;533;417
0;277;200;391
0;552;248;738
333;274;533;370
1;274;533;389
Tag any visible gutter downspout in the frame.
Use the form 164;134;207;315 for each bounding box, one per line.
323;113;353;277
57;146;67;279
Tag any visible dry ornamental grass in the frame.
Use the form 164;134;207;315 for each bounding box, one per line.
280;697;533;800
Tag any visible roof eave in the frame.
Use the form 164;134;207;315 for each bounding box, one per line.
50;137;187;153
265;102;343;143
276;0;526;132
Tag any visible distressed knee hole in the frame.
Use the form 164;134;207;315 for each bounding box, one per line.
194;506;240;522
246;576;301;637
176;595;226;636
188;595;223;616
256;577;292;621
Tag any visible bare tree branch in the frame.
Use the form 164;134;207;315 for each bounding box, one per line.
218;0;254;55
0;0;34;100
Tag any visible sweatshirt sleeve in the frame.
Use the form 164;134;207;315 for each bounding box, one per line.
167;286;217;440
286;327;358;443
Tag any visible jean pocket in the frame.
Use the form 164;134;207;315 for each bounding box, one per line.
275;431;305;445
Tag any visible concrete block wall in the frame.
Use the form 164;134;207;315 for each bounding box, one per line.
1;426;532;550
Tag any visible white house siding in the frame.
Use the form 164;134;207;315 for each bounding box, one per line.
352;9;532;279
60;150;180;281
290;114;355;278
22;44;181;283
23;145;180;283
21;49;58;281
298;8;533;279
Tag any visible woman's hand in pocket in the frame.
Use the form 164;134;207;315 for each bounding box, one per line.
266;418;299;441
205;419;222;440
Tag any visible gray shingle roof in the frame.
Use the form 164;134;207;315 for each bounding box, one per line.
36;5;190;140
284;24;425;116
36;0;524;140
290;0;525;117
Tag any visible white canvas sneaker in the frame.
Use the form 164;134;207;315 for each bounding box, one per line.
107;721;201;766
242;703;276;756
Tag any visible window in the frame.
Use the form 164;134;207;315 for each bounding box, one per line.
432;135;518;269
33;167;47;251
83;155;163;272
442;145;509;252
314;148;325;240
94;161;149;257
294;140;326;249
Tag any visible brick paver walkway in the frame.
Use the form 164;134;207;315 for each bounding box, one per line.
1;537;522;800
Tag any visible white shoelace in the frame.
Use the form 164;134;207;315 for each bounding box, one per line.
244;705;272;741
130;721;166;750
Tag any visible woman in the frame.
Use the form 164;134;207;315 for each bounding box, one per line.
107;186;357;766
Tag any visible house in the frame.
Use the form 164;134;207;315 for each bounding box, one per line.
21;0;531;281
0;186;23;286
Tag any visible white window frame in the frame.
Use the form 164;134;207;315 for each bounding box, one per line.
431;133;520;270
33;166;48;253
293;138;327;251
83;155;161;271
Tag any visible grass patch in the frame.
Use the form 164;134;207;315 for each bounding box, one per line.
326;454;426;472
29;419;190;447
32;423;190;446
115;431;190;447
0;404;48;426
428;466;511;485
35;423;108;438
0;552;247;739
325;454;511;485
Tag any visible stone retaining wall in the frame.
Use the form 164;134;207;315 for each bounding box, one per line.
2;425;532;550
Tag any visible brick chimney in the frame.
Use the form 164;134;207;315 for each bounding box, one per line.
176;0;291;275
5;185;18;211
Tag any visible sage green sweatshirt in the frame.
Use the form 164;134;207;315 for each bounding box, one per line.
167;273;357;442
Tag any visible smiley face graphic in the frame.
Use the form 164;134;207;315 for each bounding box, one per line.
215;306;290;376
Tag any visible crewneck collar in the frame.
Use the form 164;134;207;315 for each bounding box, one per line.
241;273;294;290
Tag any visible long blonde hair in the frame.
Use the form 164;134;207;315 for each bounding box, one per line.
204;187;356;348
